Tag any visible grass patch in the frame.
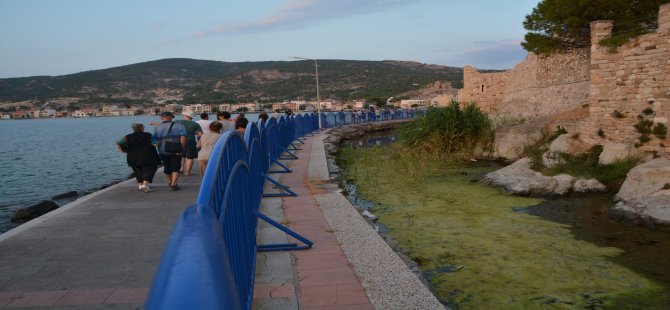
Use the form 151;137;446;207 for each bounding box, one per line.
530;145;644;189
399;100;493;161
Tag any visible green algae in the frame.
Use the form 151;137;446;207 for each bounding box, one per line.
338;144;670;309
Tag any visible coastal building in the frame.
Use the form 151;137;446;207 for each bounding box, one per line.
0;114;10;120
164;104;182;113
71;108;98;118
400;99;428;109
102;105;119;115
182;104;212;114
218;104;232;112
231;103;257;112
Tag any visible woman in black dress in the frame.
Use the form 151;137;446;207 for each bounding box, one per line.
116;123;161;192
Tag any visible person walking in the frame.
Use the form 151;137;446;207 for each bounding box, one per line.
152;112;187;190
196;112;212;135
197;121;223;178
175;112;203;176
235;117;249;135
217;111;236;132
116;123;161;193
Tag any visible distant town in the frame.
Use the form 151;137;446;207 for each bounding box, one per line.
0;95;454;120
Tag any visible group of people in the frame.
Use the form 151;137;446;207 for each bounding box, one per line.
116;111;250;193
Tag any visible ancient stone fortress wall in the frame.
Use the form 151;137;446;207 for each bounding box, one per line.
500;50;590;117
586;3;670;156
458;49;590;118
457;66;509;113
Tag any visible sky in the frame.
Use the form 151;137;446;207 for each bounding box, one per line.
0;0;540;78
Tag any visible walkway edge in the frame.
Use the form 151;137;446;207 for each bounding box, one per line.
309;134;445;310
0;179;135;243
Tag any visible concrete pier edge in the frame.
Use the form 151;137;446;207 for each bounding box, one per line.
0;178;136;243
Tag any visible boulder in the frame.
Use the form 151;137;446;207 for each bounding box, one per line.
542;134;593;168
493;119;546;161
598;142;641;165
11;200;59;223
612;158;670;226
484;158;575;196
573;178;607;193
52;191;78;200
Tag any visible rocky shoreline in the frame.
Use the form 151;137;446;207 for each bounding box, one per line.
3;177;128;232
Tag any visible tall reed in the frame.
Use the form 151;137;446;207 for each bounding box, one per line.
399;100;493;160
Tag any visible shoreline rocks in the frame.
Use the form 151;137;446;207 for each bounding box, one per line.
612;158;670;227
11;200;59;223
484;157;606;196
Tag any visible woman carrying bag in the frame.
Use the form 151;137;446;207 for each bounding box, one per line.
116;123;161;192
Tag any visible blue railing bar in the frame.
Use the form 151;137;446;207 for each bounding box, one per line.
145;204;242;310
255;211;313;252
279;147;298;160
257;243;298;249
262;175;298;197
268;158;292;173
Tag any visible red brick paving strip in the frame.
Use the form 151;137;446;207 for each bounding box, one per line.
280;138;374;310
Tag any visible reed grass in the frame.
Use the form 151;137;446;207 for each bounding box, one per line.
399;100;494;161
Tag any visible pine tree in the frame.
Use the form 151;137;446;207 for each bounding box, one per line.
522;0;668;55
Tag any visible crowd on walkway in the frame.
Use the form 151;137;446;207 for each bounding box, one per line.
115;111;255;193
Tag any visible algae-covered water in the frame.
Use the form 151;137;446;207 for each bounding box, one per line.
337;142;670;309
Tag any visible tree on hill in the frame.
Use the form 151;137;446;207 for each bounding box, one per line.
522;0;668;55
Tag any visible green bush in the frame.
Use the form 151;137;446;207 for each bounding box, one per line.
549;126;568;141
399;100;493;160
653;123;668;139
538;145;643;189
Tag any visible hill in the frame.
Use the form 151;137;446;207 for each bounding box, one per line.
0;58;463;108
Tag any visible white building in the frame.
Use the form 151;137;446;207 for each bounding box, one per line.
218;104;232;112
182;104;212;114
71;108;98;117
102;105;119;114
0;114;10;120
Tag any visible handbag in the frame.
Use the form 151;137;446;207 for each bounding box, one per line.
164;123;184;154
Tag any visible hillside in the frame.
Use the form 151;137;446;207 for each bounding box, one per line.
0;58;463;108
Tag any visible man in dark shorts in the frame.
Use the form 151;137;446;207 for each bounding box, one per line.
175;112;203;176
152;112;187;190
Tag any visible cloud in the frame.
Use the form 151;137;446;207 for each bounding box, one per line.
438;40;527;69
192;0;415;37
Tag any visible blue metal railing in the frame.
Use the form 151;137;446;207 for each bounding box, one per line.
146;109;418;310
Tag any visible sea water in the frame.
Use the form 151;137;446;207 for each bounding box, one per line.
0;113;258;234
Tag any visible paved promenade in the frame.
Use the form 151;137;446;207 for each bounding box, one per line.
0;128;443;309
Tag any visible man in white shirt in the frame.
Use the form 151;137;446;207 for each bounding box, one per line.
196;113;213;134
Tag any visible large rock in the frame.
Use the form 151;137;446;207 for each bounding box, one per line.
484;157;607;196
542;134;593;168
573;179;607;193
493;119;546;161
599;142;641;165
484;158;574;196
11;200;59;223
612;158;670;226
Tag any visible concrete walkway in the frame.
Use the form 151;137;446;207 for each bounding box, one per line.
0;168;200;309
253;131;444;310
0;128;443;309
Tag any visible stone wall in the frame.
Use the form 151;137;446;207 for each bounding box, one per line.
459;3;670;158
458;50;590;118
585;3;670;156
457;66;509;113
